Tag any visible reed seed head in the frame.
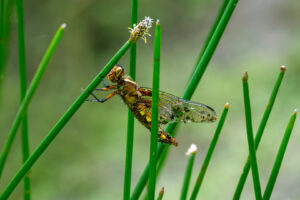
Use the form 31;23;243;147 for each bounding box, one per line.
129;16;153;43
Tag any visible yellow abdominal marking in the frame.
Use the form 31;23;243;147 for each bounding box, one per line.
160;134;166;139
140;110;145;116
146;115;151;122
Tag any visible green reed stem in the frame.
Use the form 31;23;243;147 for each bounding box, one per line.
191;0;229;76
233;66;286;199
156;187;164;200
190;103;229;200
262;110;297;200
0;24;66;179
180;145;197;200
148;20;161;200
131;0;239;199
242;72;262;200
124;1;138;199
16;0;31;198
0;39;134;200
0;0;14;103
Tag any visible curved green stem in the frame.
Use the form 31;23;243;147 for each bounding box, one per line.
0;39;134;200
16;0;31;198
180;148;196;200
123;0;138;199
0;0;14;103
263;110;297;200
0;24;66;179
148;20;161;200
242;72;262;200
233;66;286;199
190;103;229;200
131;0;239;198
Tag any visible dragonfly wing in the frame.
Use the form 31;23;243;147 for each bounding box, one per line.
140;87;217;125
139;87;175;125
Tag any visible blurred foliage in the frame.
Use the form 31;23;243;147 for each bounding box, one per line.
0;0;300;199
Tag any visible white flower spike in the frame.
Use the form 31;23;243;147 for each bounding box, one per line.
129;16;153;43
186;144;197;156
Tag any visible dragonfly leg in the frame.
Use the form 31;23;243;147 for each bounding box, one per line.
158;131;178;146
94;85;116;91
102;77;108;87
86;91;117;103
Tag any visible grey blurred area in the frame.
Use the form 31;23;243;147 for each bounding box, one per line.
0;0;299;199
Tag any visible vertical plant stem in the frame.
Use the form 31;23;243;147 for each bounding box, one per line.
242;72;262;200
190;103;229;200
191;0;229;76
0;0;6;93
0;0;14;103
180;145;197;200
233;66;286;199
0;38;133;200
124;0;138;199
0;24;66;179
148;20;161;200
131;0;239;199
262;110;297;200
16;0;31;199
156;187;164;200
183;0;238;100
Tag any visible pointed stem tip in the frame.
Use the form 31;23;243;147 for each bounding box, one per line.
159;187;164;195
242;71;248;82
60;23;67;29
156;19;160;25
293;109;298;115
225;102;230;109
186;144;197;156
280;65;286;72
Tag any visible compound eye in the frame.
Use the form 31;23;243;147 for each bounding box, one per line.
116;67;124;78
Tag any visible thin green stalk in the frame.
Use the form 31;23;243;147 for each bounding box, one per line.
180;145;197;200
148;20;161;200
0;0;14;103
242;72;262;200
233;66;286;199
124;0;138;199
156;187;164;200
16;0;31;198
0;0;4;32
190;103;229;200
0;38;134;199
0;24;66;179
131;0;239;198
263;110;297;200
191;0;229;77
0;0;6;90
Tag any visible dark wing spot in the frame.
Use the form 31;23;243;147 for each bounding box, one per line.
183;107;190;112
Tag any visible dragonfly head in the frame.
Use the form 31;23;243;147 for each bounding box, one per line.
107;64;125;83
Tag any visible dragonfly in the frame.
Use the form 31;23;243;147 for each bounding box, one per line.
86;64;217;146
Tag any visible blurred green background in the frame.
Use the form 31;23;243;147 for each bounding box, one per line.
1;0;300;199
